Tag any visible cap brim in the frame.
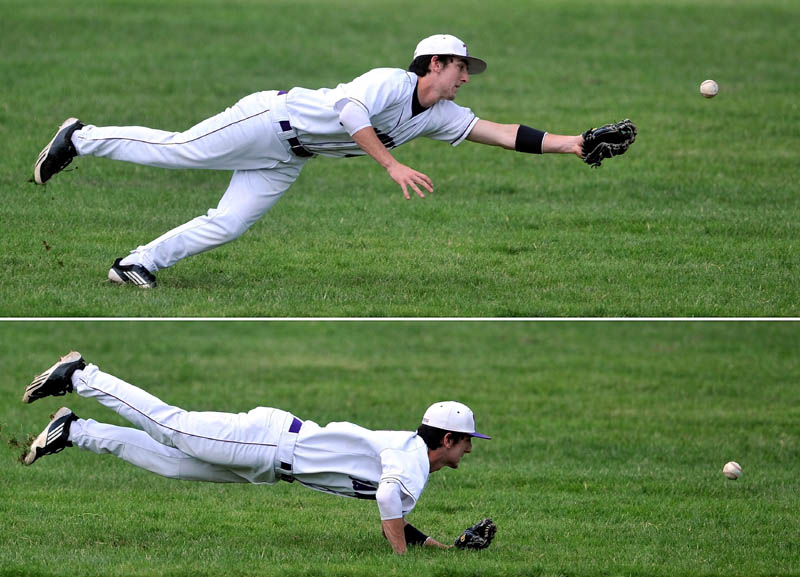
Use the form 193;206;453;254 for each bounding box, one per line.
470;432;491;440
465;57;487;75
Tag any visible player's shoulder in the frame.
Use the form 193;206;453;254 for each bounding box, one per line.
352;67;416;87
377;431;426;453
379;434;430;480
429;97;475;122
433;98;469;112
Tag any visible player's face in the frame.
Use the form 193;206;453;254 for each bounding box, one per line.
444;435;472;469
438;58;470;101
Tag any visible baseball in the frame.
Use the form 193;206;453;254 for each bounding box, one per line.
700;79;719;98
722;461;742;480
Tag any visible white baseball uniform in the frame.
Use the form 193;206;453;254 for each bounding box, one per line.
72;68;479;273
68;364;430;519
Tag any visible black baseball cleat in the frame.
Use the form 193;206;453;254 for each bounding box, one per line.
33;117;84;184
23;407;78;465
108;258;157;288
23;351;85;404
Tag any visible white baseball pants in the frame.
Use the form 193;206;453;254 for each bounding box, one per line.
72;91;309;272
68;364;293;484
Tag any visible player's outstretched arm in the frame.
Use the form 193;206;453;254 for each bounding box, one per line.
351;126;433;200
466;119;583;157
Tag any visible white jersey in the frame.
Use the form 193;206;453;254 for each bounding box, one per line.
75;68;480;273
68;366;432;518
291;420;430;516
283;67;479;157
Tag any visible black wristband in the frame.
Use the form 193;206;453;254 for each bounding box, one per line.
404;523;429;546
515;125;546;154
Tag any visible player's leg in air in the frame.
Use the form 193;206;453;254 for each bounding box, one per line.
22;352;286;484
32;92;307;288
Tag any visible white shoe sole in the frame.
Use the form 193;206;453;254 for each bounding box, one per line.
24;407;73;465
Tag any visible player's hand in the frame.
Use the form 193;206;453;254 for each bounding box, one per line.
386;162;433;200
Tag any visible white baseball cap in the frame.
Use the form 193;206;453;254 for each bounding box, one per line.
421;401;491;439
413;34;487;75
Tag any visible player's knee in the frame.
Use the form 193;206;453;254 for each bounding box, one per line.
153;462;184;479
207;208;251;242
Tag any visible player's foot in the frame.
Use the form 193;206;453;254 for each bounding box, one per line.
108;258;157;289
33;117;84;184
23;407;78;465
23;351;85;404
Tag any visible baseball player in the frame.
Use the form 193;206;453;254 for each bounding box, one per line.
33;33;635;288
21;352;496;554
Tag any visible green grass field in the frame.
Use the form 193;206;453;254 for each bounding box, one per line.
1;0;798;316
0;322;798;576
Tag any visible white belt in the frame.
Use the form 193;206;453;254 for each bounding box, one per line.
276;414;303;482
271;92;314;158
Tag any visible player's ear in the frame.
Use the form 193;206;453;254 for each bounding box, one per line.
442;431;453;448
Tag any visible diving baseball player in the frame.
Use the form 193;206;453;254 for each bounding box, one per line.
32;34;635;288
21;352;496;554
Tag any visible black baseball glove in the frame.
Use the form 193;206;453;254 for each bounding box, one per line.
581;119;637;167
454;518;497;550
